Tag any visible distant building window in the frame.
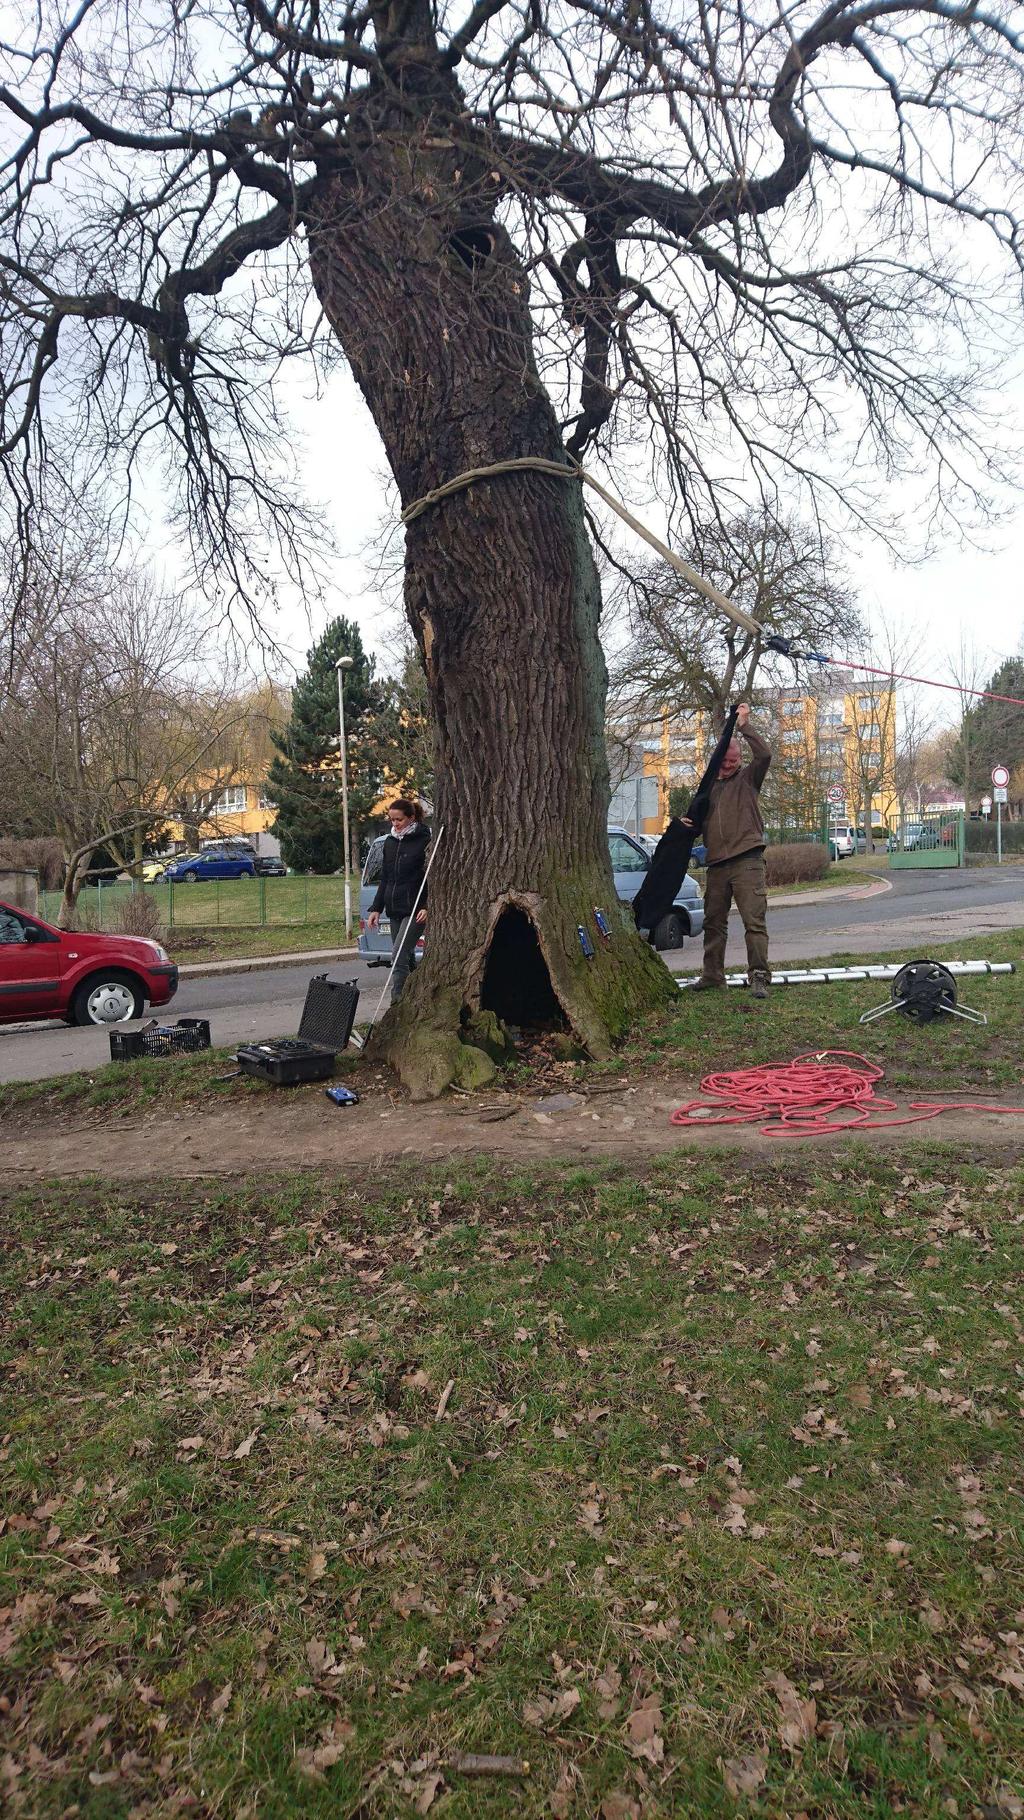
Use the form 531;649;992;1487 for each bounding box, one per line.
211;786;247;815
258;791;275;811
640;739;661;753
782;729;803;746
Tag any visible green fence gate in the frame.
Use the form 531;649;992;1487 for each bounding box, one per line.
888;810;964;869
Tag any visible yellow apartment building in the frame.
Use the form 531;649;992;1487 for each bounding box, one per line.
619;684;899;837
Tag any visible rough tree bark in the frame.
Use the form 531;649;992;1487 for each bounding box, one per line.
305;149;675;1097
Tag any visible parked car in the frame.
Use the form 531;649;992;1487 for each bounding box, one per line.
888;819;957;852
0;898;178;1026
888;822;926;852
253;855;287;877
114;858;168;883
356;826;704;960
829;822;856;859
163;847;256;881
855;825;890;854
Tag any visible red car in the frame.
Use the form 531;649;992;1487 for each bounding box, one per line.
0;898;179;1027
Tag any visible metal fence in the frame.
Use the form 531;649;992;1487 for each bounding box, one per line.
888;811;963;869
39;874;360;930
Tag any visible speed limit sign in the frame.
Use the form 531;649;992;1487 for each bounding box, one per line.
992;763;1010;788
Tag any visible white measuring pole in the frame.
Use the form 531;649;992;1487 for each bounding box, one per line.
364;823;445;1032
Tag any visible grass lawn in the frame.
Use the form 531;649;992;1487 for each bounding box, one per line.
2;1151;1023;1817
166;922;354;964
610;927;1024;1095
39;876;361;935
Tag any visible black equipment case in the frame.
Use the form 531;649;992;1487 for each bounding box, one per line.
235;1037;338;1086
235;976;360;1086
297;975;360;1051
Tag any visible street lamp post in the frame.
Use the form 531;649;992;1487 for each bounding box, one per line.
335;655;355;940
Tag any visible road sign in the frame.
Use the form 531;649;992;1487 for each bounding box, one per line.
992;764;1010;788
994;786;1008;804
827;787;845;805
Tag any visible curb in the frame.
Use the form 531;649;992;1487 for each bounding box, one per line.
768;873;892;907
178;946;359;980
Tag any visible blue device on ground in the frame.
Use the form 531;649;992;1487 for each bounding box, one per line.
325;1085;360;1106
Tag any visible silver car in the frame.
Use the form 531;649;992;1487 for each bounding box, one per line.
357;826;703;958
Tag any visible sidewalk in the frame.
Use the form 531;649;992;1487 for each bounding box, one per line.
767;872;890;908
179;945;359;980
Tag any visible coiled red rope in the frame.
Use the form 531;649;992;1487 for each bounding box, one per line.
670;1050;1024;1138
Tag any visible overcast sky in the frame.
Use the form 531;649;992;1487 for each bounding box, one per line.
272;363;1022;738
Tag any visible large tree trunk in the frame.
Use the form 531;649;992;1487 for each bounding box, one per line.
304;158;675;1096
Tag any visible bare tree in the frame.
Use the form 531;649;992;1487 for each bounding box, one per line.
607;510;863;737
5;1;1024;1090
1;557;252;923
892;690;937;818
946;639;989;814
836;623;922;848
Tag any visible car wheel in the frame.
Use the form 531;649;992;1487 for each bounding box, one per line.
652;909;688;951
72;971;145;1026
184;869;199;883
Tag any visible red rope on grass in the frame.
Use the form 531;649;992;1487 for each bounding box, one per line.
670;1050;1024;1138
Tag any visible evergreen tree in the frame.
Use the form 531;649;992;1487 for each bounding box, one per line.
948;657;1024;802
269;618;394;874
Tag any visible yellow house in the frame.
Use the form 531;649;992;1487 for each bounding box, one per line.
163;781;277;849
774;685;899;827
624;684;898;837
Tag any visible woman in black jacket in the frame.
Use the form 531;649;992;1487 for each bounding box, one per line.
367;799;430;1002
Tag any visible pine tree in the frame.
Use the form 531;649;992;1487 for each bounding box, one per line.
948;657;1024;803
268;618;394;874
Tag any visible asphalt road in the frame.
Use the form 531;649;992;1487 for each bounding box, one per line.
2;866;1021;1085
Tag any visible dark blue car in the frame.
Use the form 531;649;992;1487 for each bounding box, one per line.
163;847;256;882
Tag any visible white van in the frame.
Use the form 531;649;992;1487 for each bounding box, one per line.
830;822;855;858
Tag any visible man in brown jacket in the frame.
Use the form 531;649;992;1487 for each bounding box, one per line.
692;702;772;998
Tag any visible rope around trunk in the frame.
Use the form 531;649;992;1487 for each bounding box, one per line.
400;457;763;638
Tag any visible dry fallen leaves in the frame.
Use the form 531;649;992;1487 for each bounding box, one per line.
721;1751;769;1799
600;1794;641;1820
522;1687;581;1731
765;1670;816;1751
295;1716;355;1779
625;1692;664;1765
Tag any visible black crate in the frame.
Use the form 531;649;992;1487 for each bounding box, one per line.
109;1018;211;1062
235;1038;337;1086
298;975;360;1051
